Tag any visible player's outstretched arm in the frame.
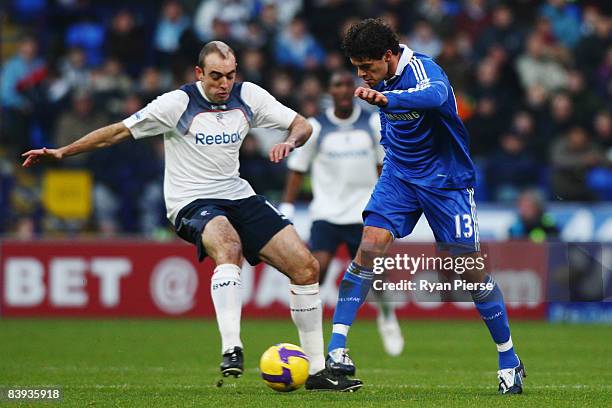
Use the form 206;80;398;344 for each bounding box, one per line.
382;80;449;110
269;115;312;163
22;122;132;167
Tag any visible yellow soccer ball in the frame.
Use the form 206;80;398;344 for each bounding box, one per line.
260;343;309;392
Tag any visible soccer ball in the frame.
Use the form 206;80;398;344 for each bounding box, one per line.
259;343;309;392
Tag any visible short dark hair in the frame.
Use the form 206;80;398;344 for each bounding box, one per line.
328;69;354;86
342;18;400;60
198;41;235;68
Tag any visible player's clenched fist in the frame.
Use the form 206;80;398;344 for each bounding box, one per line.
355;87;388;107
269;141;295;163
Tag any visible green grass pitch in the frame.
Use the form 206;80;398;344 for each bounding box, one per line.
1;318;611;407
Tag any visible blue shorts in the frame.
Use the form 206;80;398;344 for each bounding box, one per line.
309;220;362;258
174;195;291;265
363;169;480;255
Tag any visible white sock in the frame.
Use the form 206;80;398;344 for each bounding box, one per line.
289;283;325;375
211;264;243;353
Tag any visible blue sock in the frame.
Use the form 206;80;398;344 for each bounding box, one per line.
328;262;374;353
471;276;520;369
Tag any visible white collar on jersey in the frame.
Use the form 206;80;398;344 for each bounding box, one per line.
384;44;414;86
325;104;362;126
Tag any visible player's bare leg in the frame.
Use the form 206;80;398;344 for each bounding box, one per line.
259;224;319;285
460;252;525;394
327;226;395;375
201;216;245;377
260;225;362;391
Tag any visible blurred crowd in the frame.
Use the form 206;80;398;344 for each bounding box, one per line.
0;0;610;238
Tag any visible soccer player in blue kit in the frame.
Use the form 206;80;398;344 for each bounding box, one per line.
324;18;526;394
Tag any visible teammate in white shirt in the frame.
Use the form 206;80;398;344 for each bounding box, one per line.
280;70;404;357
21;41;362;392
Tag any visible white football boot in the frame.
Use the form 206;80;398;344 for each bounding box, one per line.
326;348;356;376
497;359;526;394
376;308;404;356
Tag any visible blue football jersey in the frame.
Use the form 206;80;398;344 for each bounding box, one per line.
373;46;476;189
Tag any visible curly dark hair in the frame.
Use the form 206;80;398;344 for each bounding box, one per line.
342;18;400;60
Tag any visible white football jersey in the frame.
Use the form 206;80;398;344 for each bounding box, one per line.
287;105;384;225
123;81;297;223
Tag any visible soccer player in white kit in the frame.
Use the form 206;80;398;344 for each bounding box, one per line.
21;41;362;392
280;70;404;357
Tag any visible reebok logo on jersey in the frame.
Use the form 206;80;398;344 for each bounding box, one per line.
195;132;241;145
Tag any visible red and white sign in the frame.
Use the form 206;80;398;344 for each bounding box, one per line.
0;240;547;319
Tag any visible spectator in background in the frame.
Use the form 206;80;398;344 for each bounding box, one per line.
550;126;603;201
407;20;442;59
539;0;581;49
466;96;504;159
487;132;540;202
476;4;524;59
65;15;105;67
437;37;471;93
524;84;550;141
54;91;109;167
576;8;610;80
303;0;354;51
138;67;169;104
105;9;147;76
47;47;90;103
369;0;413;34
485;44;521;98
3;0;612;238
243;19;267;49
588;111;612;200
154;0;190;66
0;34;45;153
471;57;514;113
240;48;265;84
89;58;133;115
275;17;325;70
417;0;455;38
194;0;254;41
266;70;299;111
510;110;540;158
516;33;567;93
300;98;320;119
542;93;576;150
324;51;345;73
509;189;559;242
260;0;302;27
566;69;601;127
596;46;612;103
258;3;281;42
455;0;490;42
593;111;612;153
300;74;323;102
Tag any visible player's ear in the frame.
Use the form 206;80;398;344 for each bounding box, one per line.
194;65;205;81
383;50;392;63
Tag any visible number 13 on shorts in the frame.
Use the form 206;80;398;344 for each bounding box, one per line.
454;213;474;238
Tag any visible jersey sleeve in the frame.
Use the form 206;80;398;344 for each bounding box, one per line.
368;112;385;165
241;82;298;130
286;117;320;172
381;59;449;111
123;90;189;139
